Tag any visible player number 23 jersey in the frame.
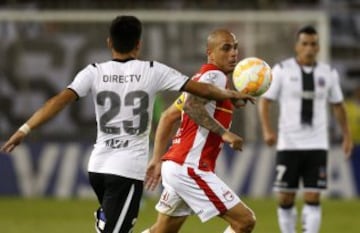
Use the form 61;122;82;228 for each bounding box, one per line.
68;59;189;180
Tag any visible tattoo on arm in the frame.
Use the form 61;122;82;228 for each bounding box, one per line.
183;94;226;136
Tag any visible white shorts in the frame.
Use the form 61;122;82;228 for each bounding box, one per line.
155;161;241;222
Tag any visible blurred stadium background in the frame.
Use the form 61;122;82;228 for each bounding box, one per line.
0;0;359;232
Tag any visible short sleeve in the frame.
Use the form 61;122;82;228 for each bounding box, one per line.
153;62;189;92
262;63;282;100
198;70;227;88
328;69;344;103
67;64;96;98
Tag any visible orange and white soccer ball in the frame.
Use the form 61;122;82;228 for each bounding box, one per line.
232;57;272;96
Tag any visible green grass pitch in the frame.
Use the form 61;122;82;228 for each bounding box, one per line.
0;197;359;233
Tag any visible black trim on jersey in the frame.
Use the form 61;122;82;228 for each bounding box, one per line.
91;63;97;68
112;58;135;63
67;87;80;101
300;68;315;126
179;78;191;92
149;61;154;67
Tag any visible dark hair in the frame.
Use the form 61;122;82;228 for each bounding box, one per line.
296;25;317;40
109;15;142;53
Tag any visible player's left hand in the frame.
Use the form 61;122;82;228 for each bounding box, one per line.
144;159;162;191
0;131;26;153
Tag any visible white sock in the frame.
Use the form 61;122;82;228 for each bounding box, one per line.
223;226;235;233
141;229;151;233
302;204;321;233
277;206;297;233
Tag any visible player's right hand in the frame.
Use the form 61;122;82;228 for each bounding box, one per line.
0;131;26;153
222;131;243;151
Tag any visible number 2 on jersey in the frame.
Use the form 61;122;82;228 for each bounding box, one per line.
96;90;149;135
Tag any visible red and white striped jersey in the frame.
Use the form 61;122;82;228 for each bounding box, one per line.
162;64;233;172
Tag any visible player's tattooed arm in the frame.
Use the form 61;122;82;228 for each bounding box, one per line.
183;94;226;136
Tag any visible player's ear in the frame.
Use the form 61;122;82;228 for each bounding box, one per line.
206;46;211;57
294;42;300;54
107;37;112;49
207;47;214;62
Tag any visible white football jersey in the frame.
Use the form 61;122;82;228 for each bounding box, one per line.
263;57;344;150
68;59;189;180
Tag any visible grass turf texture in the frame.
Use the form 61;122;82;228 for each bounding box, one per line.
0;197;359;233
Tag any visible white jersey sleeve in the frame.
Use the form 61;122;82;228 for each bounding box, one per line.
153;61;189;92
262;63;282;100
328;69;344;103
67;64;97;97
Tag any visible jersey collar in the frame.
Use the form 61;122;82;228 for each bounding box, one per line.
112;58;135;63
199;63;220;73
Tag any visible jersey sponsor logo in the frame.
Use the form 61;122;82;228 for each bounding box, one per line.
205;72;217;83
317;77;325;87
223;190;234;201
158;192;173;210
195;209;204;215
159;201;173;210
105;138;129;149
161;191;170;201
102;74;141;83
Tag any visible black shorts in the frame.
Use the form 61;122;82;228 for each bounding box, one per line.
273;150;327;192
89;172;143;233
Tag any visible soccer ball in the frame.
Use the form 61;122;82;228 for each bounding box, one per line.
232;57;272;96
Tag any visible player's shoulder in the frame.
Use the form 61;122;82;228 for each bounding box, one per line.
201;69;226;84
135;59;173;71
131;59;157;67
273;57;295;70
78;63;100;75
315;61;337;73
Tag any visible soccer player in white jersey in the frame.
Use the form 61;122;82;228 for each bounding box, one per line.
258;25;353;233
142;29;256;233
0;16;254;233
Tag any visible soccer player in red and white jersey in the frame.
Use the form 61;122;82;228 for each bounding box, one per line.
143;29;256;233
0;17;253;233
258;26;353;233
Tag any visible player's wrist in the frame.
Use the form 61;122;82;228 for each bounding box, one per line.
219;128;228;137
18;123;31;135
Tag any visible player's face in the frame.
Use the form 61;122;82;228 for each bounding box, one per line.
210;33;238;74
295;33;319;65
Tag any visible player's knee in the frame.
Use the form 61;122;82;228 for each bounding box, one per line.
278;193;295;207
232;209;256;233
304;192;321;204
